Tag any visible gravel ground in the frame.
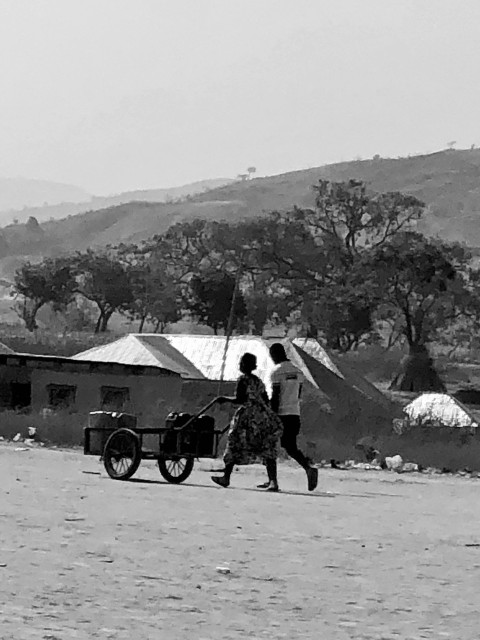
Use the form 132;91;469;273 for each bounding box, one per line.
1;444;479;639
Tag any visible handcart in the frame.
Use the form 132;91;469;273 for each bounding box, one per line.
83;398;229;484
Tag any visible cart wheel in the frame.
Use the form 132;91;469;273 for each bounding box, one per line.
103;428;141;480
158;456;194;484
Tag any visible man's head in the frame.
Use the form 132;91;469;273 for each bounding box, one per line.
269;342;288;364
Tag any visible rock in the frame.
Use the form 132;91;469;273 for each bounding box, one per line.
216;566;231;574
385;455;403;472
402;462;419;473
12;433;21;442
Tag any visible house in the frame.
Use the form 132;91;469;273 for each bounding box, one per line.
0;351;182;426
74;334;400;450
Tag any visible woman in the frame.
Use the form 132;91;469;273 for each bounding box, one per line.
211;352;283;491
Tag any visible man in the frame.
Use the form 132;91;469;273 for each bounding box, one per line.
259;342;318;492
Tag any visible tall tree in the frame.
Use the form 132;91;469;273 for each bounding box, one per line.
73;250;133;333
187;272;247;335
12;258;76;331
116;243;181;333
371;231;474;391
245;180;425;348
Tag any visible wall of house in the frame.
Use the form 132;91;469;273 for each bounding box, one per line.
30;369;182;424
0;363;182;424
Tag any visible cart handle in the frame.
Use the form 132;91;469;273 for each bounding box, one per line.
175;396;223;432
216;423;231;436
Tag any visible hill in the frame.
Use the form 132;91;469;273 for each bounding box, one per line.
0;177;91;219
1;177;235;225
1;149;480;277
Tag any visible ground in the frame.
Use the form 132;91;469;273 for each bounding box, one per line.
1;445;480;639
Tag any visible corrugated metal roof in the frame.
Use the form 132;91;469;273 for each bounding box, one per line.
160;334;282;390
0;341;14;355
72;334;204;379
153;334;339;391
73;334;350;395
291;338;343;378
404;393;478;428
0;351;179;377
136;335;205;379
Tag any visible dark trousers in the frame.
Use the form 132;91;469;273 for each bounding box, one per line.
279;415;310;470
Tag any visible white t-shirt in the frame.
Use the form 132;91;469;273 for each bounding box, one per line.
270;360;304;416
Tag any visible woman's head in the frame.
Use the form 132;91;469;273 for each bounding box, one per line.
239;352;257;374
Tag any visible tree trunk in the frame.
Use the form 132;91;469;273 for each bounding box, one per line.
94;313;103;334
18;299;42;332
154;319;166;333
390;343;445;392
24;311;38;333
99;310;113;332
138;314;147;333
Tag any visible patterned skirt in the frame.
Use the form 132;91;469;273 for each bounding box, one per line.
223;403;283;466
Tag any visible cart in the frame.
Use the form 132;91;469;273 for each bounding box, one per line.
83;398;228;484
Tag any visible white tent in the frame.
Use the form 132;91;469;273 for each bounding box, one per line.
403;393;478;429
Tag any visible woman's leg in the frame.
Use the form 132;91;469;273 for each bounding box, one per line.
264;459;279;492
211;462;234;487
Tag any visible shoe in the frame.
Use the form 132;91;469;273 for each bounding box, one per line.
306;466;318;492
265;484;280;492
256;481;270;489
211;476;229;488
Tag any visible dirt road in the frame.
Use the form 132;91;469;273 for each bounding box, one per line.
1;444;479;639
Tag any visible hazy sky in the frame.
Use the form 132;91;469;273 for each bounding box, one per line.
1;0;479;195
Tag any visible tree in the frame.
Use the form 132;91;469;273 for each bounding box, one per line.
12;258;76;331
310;179;424;257
73;250;133;333
187;272;247;334
371;231;474;391
233;181;425;350
116;244;182;333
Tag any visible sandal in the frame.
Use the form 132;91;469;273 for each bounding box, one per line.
211;476;229;488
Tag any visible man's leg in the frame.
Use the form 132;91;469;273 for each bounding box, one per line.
280;416;318;491
280;416;310;469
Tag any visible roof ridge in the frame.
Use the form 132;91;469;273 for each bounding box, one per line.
134;335;206;379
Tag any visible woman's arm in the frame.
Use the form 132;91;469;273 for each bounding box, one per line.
218;377;248;405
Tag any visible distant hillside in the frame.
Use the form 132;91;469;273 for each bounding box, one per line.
0;177;90;219
1;150;480;277
1;177;235;224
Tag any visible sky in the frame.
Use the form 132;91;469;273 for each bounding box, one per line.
1;0;479;195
